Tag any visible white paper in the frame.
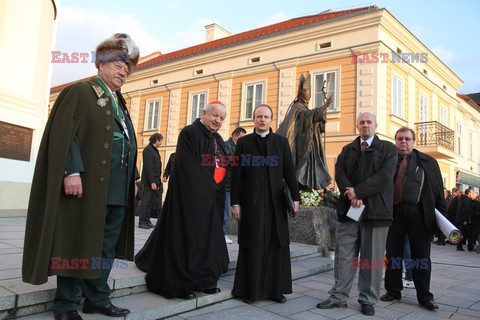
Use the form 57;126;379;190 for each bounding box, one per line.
435;209;462;243
347;204;365;221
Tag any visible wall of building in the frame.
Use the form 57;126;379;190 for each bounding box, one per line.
0;0;58;216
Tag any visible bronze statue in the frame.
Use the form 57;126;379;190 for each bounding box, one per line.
277;73;332;189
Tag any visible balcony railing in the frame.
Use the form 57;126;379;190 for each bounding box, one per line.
414;121;454;151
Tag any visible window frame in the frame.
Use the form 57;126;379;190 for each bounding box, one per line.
312;68;340;112
241;80;266;120
391;73;404;117
187;90;208;125
457;122;462;156
144;99;161;131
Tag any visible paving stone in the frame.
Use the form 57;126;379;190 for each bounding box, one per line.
182;304;289;320
0;286;15;311
288;310;332;320
309;304;358;319
262;296;321;317
0;278;56;307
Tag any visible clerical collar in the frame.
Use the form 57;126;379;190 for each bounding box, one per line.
254;129;270;138
360;136;374;149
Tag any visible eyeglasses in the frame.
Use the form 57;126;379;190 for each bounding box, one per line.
396;137;413;141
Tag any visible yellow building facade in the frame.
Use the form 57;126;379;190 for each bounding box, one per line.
50;5;479;192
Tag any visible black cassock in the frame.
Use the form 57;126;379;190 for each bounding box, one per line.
135;119;229;298
231;130;300;302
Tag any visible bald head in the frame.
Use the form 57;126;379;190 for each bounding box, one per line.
356;112;378;140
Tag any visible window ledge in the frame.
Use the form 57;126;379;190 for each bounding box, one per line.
389;114;407;126
142;128;159;133
327;111;340;119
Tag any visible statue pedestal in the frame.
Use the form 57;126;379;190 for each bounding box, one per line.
288;205;337;256
226;205;337;257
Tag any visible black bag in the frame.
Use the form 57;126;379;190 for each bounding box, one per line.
284;183;296;218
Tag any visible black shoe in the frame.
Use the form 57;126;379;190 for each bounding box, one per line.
147;221;155;228
380;292;401;301
457;247;465;251
361;304;375;316
138;223;151;229
83;303;130;317
54;311;83;320
179;291;196;300
202;287;221;294
421;300;439;310
316;300;347;309
271;295;286;303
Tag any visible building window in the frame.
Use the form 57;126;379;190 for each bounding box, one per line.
313;70;338;112
469;130;474;160
418;93;428;145
145;100;160;130
440;106;448;126
419;93;428;122
457;122;462;156
392;74;403;117
189;92;207;124
243;82;264;119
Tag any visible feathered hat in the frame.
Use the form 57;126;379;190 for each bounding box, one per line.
95;33;140;74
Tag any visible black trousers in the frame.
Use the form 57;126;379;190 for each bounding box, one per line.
456;223;476;250
138;184;154;225
384;204;433;304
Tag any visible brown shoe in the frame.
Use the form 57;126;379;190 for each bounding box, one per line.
138;223;150;229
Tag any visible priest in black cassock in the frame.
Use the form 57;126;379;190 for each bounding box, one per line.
135;101;229;300
231;104;300;304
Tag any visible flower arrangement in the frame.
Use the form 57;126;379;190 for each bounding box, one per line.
300;188;339;208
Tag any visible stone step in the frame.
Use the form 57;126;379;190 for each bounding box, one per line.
1;240;329;319
17;255;333;320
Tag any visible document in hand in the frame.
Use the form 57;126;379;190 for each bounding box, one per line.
347;204;365;221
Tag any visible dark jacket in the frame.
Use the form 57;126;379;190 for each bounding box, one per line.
335;135;397;221
141;143;162;191
456;194;472;225
231;130;300;248
447;196;460;223
163;153;175;180
412;149;447;233
224;137;236;192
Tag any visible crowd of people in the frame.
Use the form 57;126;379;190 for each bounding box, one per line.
20;32;479;320
440;187;480;252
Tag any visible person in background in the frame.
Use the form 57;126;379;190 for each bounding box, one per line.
223;127;246;244
138;133;163;229
162;152;176;183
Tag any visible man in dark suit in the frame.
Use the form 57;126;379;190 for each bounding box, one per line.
381;127;446;311
223;127;246;244
162;152;176;182
231;104;300;304
138;133;163;229
23;34;139;319
456;188;476;251
317;112;397;316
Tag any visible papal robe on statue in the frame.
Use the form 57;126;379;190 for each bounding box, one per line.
276;74;332;189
